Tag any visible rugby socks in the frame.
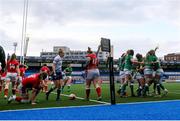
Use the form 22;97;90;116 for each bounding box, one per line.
117;85;122;94
12;88;16;95
153;83;157;94
56;88;61;101
15;96;22;102
160;84;165;90
46;87;55;100
130;83;135;96
67;85;71;92
120;84;127;96
96;87;101;97
68;85;70;89
86;88;90;99
47;87;54;95
143;84;149;96
137;86;142;97
62;85;65;90
157;84;161;95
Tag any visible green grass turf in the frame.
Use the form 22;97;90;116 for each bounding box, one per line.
0;82;180;111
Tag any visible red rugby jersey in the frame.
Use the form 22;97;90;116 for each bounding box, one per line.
86;53;99;70
22;73;41;88
7;60;19;73
40;66;50;75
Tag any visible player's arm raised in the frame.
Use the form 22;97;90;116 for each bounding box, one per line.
84;57;91;70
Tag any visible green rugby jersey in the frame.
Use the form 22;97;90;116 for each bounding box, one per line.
64;67;72;76
124;54;133;70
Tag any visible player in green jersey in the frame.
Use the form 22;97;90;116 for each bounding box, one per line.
133;53;145;97
62;64;73;92
117;53;126;96
143;50;156;96
120;49;142;97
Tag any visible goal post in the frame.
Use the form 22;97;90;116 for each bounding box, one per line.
101;37;116;105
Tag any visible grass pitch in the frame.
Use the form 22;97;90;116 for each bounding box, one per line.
0;82;180;111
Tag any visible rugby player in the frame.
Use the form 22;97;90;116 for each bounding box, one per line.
120;49;142;97
8;71;48;105
19;64;28;79
134;53;145;97
117;53;126;96
143;49;159;96
16;64;28;92
62;64;73;92
46;49;64;101
85;47;102;101
4;53;20;99
151;53;168;97
40;64;50;92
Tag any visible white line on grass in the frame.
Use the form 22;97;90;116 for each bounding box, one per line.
168;91;180;95
52;92;110;104
0;92;110;113
1;99;180;113
0;104;109;113
116;99;180;105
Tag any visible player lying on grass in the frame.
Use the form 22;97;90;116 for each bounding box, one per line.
8;71;48;105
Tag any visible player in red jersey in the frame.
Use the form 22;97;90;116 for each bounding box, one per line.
19;64;28;79
40;64;50;92
85;47;102;101
16;64;28;93
8;71;48;105
4;53;20;99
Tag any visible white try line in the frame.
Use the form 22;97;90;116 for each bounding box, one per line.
0;103;109;113
168;91;180;95
51;92;110;104
116;99;180;105
1;99;180;113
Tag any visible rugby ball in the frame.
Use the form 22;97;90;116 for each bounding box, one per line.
69;93;76;100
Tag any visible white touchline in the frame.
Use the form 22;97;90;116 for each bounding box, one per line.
116;99;180;105
51;92;110;104
168;91;180;95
